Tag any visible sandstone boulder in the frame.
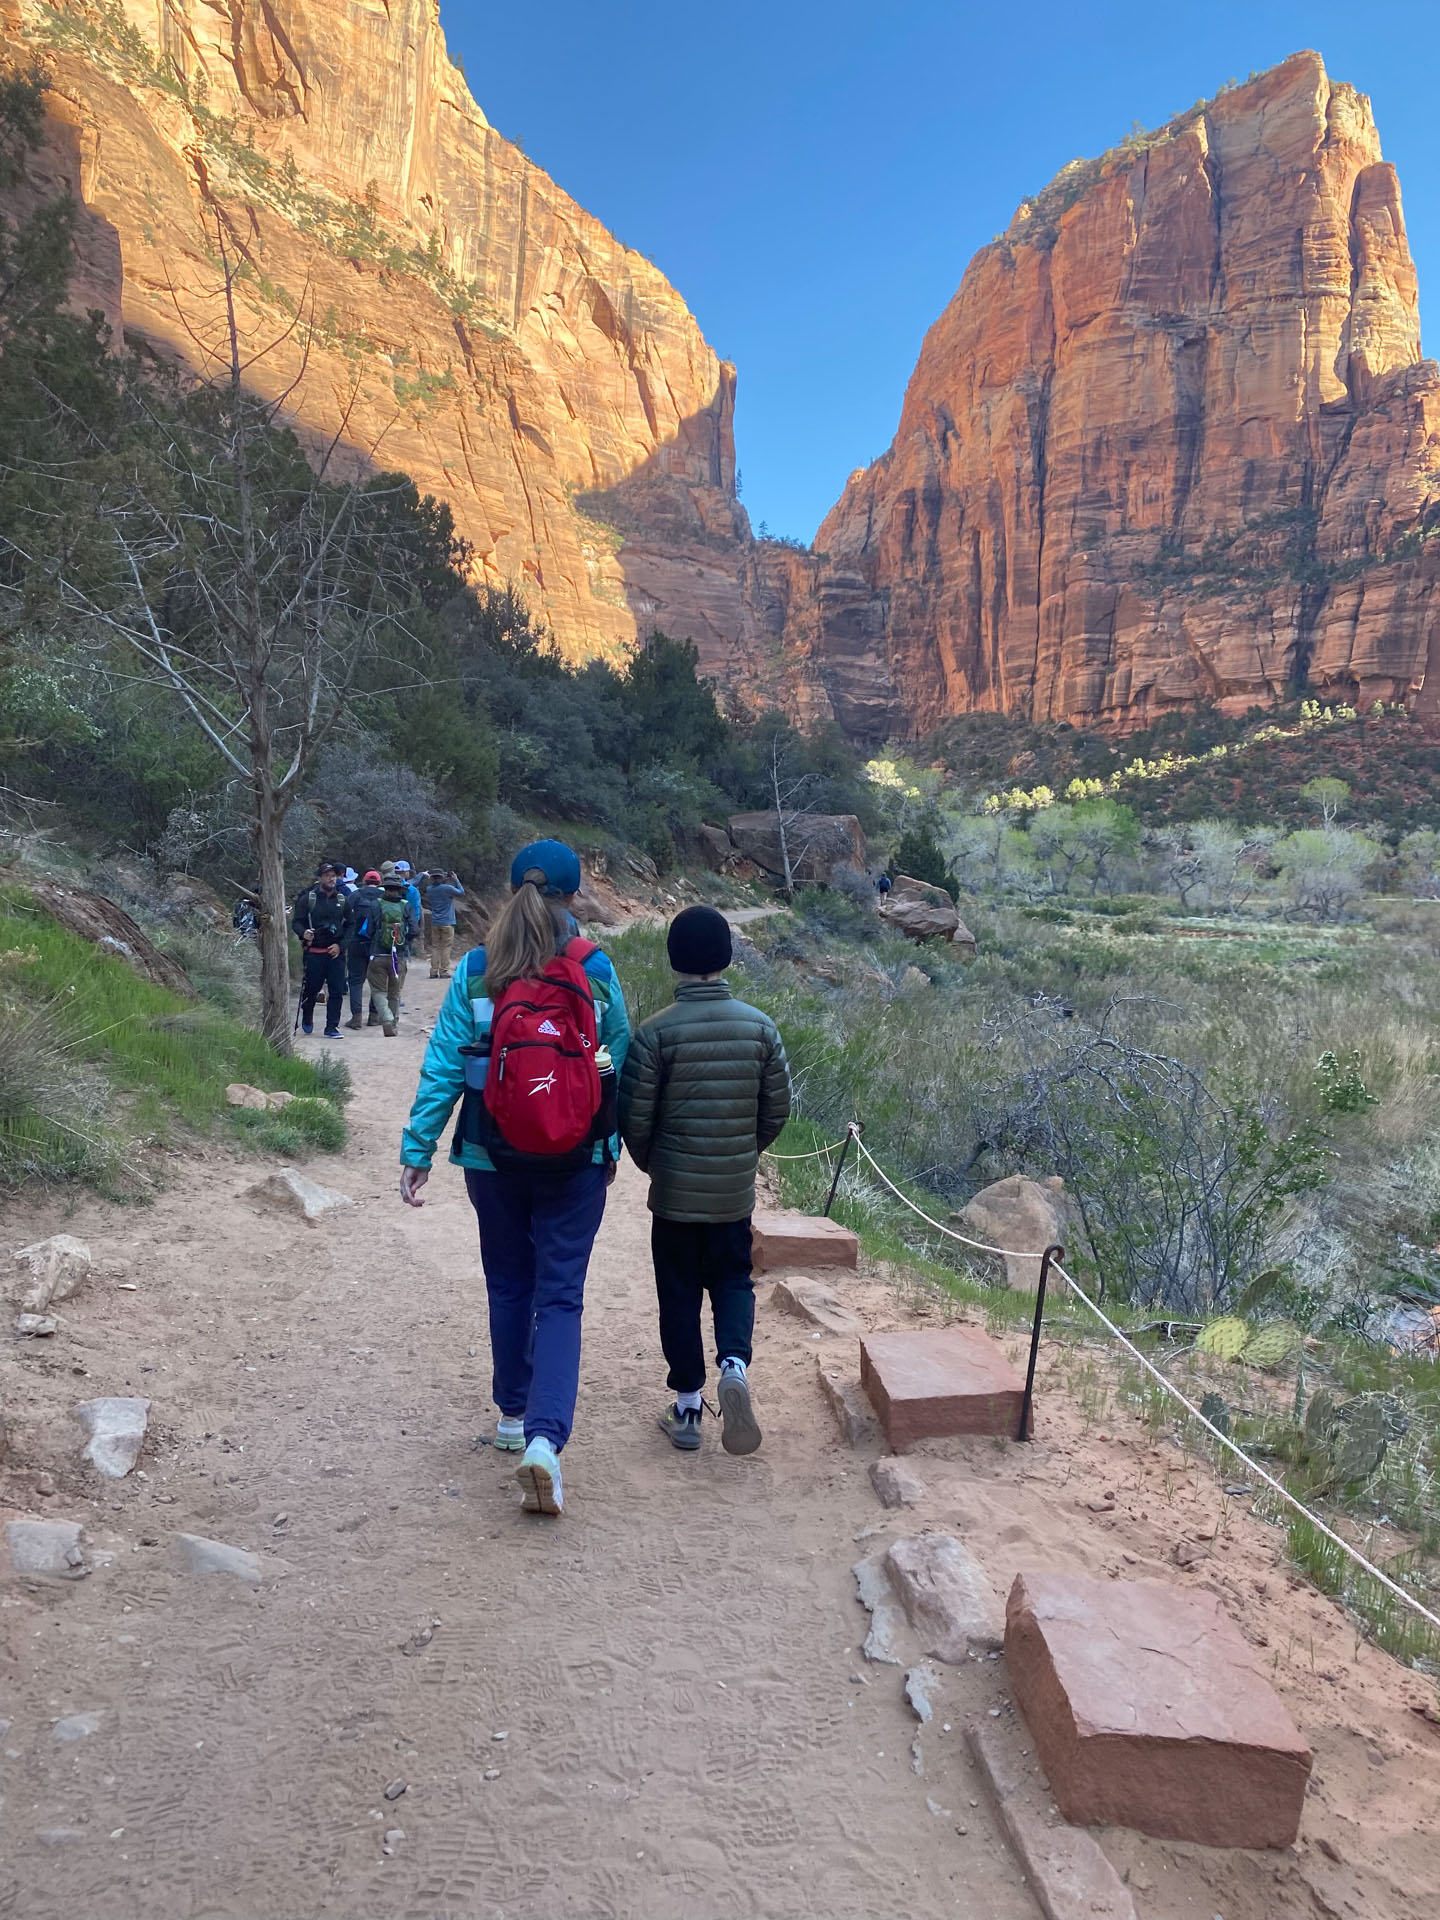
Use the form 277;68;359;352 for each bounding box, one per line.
225;1083;268;1111
173;1533;267;1586
265;1090;296;1113
14;1235;91;1313
880;889;960;945
726;812;867;887
1005;1571;1313;1848
696;823;736;871
770;1275;862;1335
247;1167;354;1226
884;1532;1005;1661
29;884;195;997
816;1356;876;1449
869;1456;926;1508
958;1175;1066;1290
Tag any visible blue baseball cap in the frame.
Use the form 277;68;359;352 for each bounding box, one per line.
510;839;582;897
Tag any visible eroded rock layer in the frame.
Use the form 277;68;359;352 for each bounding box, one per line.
793;53;1440;740
4;0;750;663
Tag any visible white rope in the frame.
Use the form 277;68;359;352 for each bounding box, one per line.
1052;1260;1440;1634
843;1126;1440;1638
851;1131;1033;1259
764;1137;845;1163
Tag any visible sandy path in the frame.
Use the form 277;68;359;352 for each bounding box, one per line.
4;967;1439;1920
0;970;1038;1920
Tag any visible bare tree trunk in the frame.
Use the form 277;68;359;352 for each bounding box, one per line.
254;784;292;1049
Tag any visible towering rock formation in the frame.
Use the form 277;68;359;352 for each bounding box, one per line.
3;0;751;664
780;53;1440;740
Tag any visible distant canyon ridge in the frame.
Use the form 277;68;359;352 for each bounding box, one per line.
6;5;1440;740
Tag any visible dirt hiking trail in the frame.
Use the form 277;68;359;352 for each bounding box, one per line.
2;968;1438;1920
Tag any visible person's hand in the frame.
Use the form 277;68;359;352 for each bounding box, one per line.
327;943;340;958
301;928;314;945
400;1166;430;1207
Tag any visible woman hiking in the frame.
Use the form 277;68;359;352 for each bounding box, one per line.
398;840;629;1518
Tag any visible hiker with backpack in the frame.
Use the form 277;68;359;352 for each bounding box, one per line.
291;861;356;1038
424;868;465;978
619;905;792;1456
345;868;384;1029
366;874;420;1036
398;839;629;1519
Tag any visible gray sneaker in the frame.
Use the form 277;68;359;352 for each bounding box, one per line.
658;1404;702;1451
717;1365;762;1456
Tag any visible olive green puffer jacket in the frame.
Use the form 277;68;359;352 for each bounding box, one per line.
619;981;792;1223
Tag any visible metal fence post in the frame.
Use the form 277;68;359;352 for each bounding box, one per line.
823;1123;859;1218
1018;1244;1063;1441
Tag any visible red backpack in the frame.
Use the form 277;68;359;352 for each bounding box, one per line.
480;939;603;1168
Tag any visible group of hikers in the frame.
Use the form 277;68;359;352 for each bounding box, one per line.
289;859;466;1037
397;839;792;1518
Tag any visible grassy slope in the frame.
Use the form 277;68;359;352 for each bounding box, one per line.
0;885;345;1192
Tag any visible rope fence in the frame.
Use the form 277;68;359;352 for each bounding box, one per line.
766;1119;1440;1639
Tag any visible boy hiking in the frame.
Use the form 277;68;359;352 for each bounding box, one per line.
619;905;791;1456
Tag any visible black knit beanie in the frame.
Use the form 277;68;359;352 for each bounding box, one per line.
667;904;732;976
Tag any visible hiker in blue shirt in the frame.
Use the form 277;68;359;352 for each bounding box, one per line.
425;868;465;978
399;840;629;1520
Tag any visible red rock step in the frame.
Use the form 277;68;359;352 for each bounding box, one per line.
859;1327;1025;1449
750;1211;859;1272
1005;1571;1313;1849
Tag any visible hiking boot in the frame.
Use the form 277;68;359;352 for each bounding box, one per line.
345;1015;363;1030
300;1018;314;1036
383;1022;398;1037
516;1437;563;1516
366;1008;381;1026
658;1404;702;1451
717;1361;762;1456
494;1415;526;1453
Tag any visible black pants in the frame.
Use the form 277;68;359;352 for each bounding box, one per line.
651;1215;754;1394
346;942;371;1018
301;948;346;1030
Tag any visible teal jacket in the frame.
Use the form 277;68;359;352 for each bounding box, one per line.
401;942;630;1172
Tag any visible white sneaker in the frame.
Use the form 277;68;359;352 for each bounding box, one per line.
516;1437;563;1516
494;1415;526;1453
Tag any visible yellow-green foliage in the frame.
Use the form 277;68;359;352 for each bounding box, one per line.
1196;1316;1251;1360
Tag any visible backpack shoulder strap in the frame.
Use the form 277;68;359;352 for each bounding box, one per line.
463;945;489;996
562;935;599;967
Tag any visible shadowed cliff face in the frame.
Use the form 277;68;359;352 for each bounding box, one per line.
793;52;1440;741
4;0;751;663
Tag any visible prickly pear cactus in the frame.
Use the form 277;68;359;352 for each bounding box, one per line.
1242;1321;1302;1370
1304;1388;1337;1446
1197;1316;1251;1361
1333;1397;1388;1484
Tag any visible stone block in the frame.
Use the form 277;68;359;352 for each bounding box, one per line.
265;1090;296;1112
1005;1571;1313;1849
852;1555;905;1665
859;1327;1025;1449
751;1211;859;1272
770;1274;863;1334
815;1356;875;1448
967;1719;1138;1920
74;1396;150;1478
173;1533;266;1585
225;1082;268;1110
247;1167;353;1226
885;1532;1004;1660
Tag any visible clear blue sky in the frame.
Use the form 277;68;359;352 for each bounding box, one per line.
444;2;1438;544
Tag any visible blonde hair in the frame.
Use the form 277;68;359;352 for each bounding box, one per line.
484;872;570;996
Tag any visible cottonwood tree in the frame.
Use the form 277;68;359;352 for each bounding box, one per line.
3;221;447;1045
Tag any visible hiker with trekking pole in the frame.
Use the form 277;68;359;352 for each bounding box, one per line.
397;839;630;1519
291;861;355;1039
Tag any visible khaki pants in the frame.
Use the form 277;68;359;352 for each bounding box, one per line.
429;923;455;977
367;954;407;1031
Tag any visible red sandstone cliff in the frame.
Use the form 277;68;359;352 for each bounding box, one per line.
784;52;1440;740
2;0;751;665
